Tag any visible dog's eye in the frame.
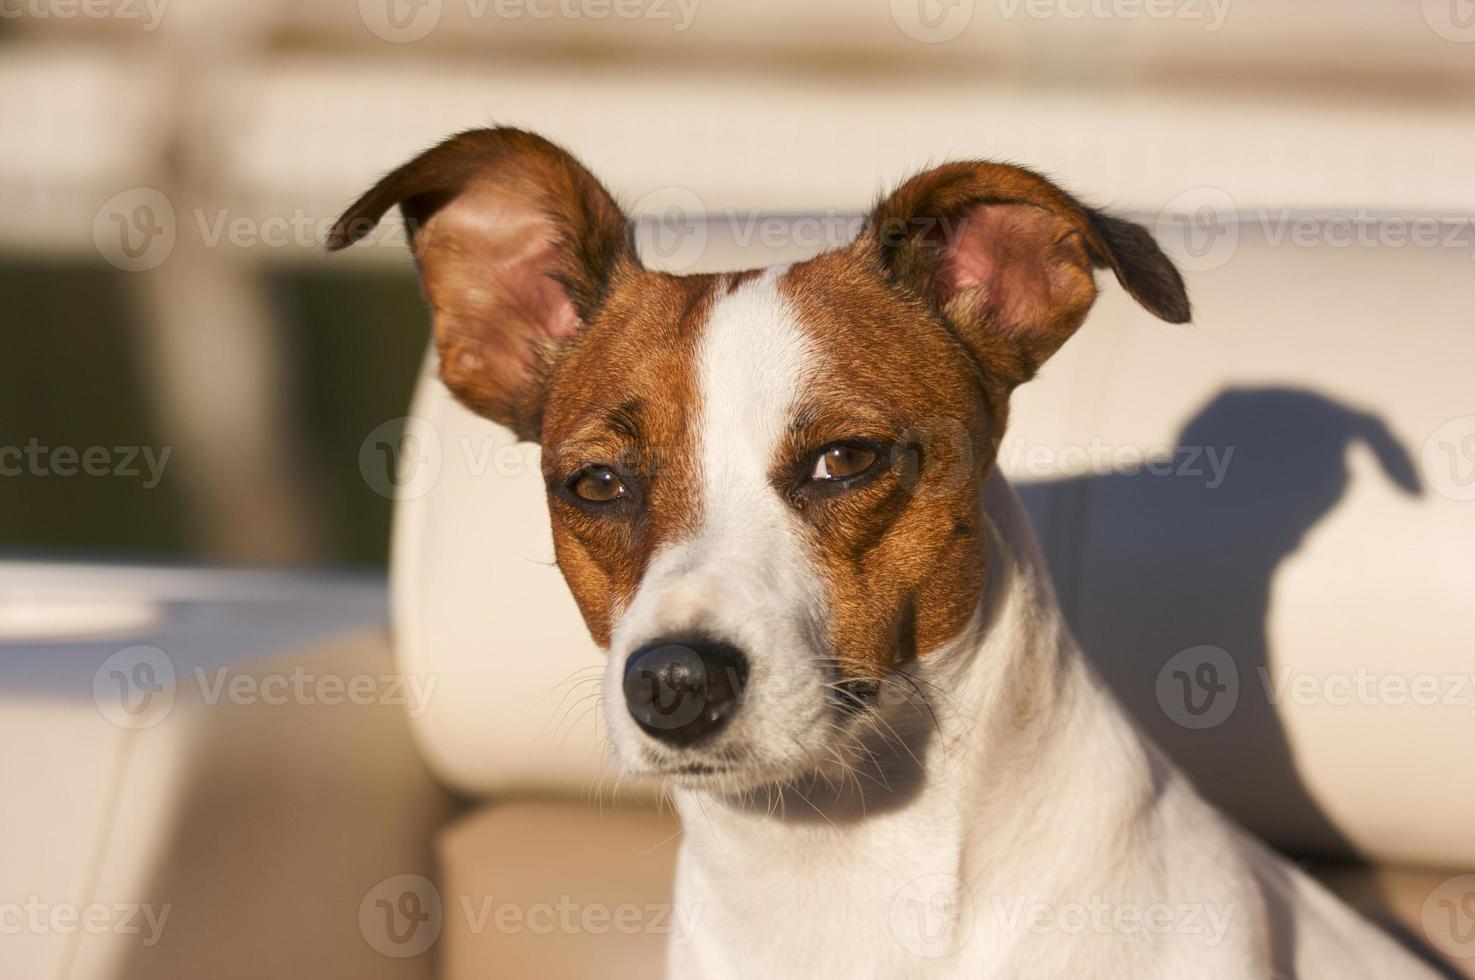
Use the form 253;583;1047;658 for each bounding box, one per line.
569;466;626;503
810;444;877;481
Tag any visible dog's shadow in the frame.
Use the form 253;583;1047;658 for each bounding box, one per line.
1016;386;1421;860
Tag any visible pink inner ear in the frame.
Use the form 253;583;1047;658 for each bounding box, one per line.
451;195;581;341
940;204;1082;333
412;180;593;432
489;224;582;345
419;189;582;380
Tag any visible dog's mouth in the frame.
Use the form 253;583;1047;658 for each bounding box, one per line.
630;737;819;792
830;676;882;715
637;758;759;792
649;760;803;794
624;675;935;798
666;762;731;777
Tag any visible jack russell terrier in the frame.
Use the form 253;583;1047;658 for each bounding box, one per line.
330;129;1442;979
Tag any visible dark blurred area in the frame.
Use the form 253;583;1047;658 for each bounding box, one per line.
1;263;425;562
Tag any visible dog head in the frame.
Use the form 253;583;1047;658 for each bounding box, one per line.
331;128;1188;791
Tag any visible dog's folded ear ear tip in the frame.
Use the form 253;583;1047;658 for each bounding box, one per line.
1085;210;1192;325
324;209;364;252
1132;283;1192;325
1164;279;1193;323
1142;268;1192;324
1134;262;1193;324
324;209;354;252
1161;300;1193;325
324;196;389;253
323;227;351;252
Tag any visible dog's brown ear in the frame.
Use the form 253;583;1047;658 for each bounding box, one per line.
328;128;637;440
863;161;1189;383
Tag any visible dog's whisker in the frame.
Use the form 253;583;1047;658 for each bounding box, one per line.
551;693;604;752
534;673;604;745
545;689;604;748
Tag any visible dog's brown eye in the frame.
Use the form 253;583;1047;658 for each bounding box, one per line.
811;444;877;481
570;466;625;503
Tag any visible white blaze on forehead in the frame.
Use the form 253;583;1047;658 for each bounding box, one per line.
610;266;818;647
697;267;810;540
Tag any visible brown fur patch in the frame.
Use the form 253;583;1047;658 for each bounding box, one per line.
776;249;997;678
539;270;721;646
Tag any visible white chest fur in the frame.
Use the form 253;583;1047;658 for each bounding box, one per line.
662;477;1440;980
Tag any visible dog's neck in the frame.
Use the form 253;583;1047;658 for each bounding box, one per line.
670;472;1177;964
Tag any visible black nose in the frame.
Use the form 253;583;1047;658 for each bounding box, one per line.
622;639;748;746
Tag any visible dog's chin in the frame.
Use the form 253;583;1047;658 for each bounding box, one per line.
625;752;812;795
657;763;774;794
623;724;879;797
